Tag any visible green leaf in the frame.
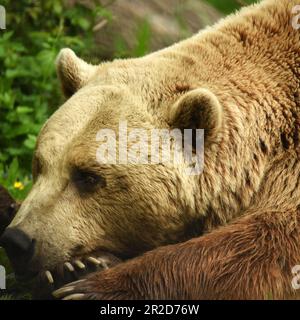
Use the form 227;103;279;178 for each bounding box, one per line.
133;20;151;57
7;158;19;185
53;0;63;14
16;106;34;114
24;134;37;150
77;17;91;31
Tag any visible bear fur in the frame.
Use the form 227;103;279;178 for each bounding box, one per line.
3;0;300;299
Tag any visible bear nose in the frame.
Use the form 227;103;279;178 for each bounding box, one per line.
0;228;35;272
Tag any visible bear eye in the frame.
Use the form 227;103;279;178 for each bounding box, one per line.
72;169;106;194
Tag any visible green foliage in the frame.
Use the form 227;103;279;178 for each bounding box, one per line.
0;158;32;200
133;20;152;57
0;0;107;195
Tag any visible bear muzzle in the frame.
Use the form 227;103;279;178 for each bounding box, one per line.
0;222;122;298
0;227;36;278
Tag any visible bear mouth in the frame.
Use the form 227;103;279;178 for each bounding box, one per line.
18;250;121;299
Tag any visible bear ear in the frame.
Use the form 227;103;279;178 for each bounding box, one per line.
56;48;97;98
168;88;223;145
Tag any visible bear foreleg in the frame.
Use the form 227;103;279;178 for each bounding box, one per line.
53;208;300;300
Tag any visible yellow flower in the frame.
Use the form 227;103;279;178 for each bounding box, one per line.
14;181;24;190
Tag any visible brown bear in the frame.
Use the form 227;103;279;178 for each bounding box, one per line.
1;0;300;299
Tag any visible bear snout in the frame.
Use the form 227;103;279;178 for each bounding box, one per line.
0;227;36;276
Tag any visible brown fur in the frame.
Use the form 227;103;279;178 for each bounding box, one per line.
67;207;300;299
7;0;300;299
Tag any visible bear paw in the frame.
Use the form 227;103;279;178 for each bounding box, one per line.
52;265;138;300
34;252;122;299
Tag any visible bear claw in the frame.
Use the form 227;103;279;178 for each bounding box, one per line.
43;255;109;288
45;270;54;284
52;286;76;297
87;256;101;266
62;293;86;300
52;279;86;299
64;262;75;272
74;260;86;269
98;257;109;270
40;252;121;298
